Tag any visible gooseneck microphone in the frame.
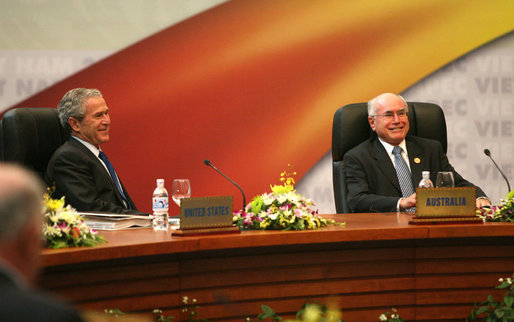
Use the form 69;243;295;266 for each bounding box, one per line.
204;159;246;210
484;149;511;193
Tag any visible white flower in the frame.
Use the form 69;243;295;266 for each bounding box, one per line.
287;193;300;204
507;278;512;284
379;314;387;321
499;278;504;282
276;194;287;204
262;193;274;205
182;296;188;304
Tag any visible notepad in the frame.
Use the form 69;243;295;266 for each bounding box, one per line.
79;212;152;230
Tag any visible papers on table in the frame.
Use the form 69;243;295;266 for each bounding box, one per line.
79;212;152;230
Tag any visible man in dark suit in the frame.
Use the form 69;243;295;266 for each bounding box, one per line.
0;164;83;321
46;88;143;214
343;93;490;213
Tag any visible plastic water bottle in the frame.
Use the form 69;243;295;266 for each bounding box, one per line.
152;179;169;230
418;171;434;188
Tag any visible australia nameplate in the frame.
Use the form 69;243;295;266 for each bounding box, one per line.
415;187;476;217
411;187;482;224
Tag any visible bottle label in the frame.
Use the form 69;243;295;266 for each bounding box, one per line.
153;197;169;211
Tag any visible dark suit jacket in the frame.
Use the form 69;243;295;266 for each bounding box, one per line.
0;269;83;322
343;135;487;213
46;138;142;214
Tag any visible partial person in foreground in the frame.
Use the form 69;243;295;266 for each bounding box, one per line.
343;93;490;213
0;164;83;321
46;88;144;214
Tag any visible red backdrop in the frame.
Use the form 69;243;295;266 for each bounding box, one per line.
11;0;513;213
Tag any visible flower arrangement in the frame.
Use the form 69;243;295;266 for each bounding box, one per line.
379;308;404;321
43;192;105;249
468;273;514;321
233;165;344;230
477;190;514;222
258;301;342;321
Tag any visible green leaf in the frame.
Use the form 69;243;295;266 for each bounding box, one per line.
477;306;490;315
51;240;69;249
497;282;510;289
494;308;504;318
259;304;275;318
505;295;514;308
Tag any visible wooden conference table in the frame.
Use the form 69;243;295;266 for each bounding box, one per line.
40;213;514;321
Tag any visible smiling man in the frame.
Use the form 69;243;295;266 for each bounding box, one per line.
46;88;142;214
343;93;490;213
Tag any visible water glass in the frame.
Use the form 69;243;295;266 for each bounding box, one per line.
436;171;454;188
171;179;191;206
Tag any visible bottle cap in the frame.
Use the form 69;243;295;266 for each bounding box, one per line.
156;179;164;185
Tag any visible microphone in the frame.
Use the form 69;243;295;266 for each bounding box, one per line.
204;159;246;210
484;149;511;193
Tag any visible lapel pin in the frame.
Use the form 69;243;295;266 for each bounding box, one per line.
414;157;421;164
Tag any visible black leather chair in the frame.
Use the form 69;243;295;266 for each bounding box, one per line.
332;102;447;213
0;108;69;180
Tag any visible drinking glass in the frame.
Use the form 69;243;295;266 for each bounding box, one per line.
436;171;454;188
171;179;191;207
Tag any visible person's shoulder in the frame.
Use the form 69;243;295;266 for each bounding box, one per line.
345;137;377;156
52;139;92;159
51;139;74;155
407;135;441;147
0;287;83;322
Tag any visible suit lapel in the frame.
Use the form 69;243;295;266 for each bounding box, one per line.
406;138;423;186
68;139;127;206
371;139;402;193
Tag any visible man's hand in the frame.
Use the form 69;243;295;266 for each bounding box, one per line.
476;197;491;208
400;193;416;210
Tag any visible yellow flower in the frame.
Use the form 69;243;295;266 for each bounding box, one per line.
271;184;293;195
45;196;65;211
260;220;270;229
303;304;322;321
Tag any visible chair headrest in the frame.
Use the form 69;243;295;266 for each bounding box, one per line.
0;107;69;178
332;102;447;162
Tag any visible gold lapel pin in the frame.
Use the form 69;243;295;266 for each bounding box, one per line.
414;157;421;164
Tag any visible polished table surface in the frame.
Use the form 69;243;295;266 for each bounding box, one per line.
41;213;514;267
40;213;514;321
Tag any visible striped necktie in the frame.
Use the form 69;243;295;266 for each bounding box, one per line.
392;146;415;211
98;151;131;209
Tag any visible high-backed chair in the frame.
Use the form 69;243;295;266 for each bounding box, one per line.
332;102;447;213
0;108;69;180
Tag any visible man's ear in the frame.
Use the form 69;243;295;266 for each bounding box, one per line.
368;116;376;131
68;117;80;133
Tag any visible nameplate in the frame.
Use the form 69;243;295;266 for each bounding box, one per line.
415;187;477;217
179;196;234;229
